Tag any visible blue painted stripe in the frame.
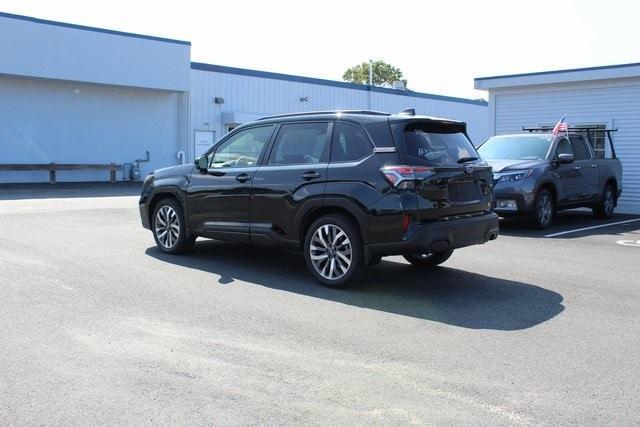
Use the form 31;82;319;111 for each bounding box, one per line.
191;62;488;106
475;61;640;81
0;11;191;45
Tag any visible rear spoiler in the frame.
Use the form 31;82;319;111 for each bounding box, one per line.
522;127;618;158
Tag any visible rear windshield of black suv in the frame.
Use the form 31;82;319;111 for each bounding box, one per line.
399;122;479;166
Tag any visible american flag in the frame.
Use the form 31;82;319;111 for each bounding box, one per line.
552;115;568;135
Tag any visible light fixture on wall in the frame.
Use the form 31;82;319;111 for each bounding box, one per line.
299;96;309;102
214;97;225;104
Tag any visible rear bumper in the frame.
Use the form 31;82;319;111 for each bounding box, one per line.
366;212;499;257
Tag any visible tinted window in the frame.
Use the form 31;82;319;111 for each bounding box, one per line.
268;122;331;165
556;138;573;156
571;137;591;161
401;122;479;166
478;135;552;160
210;125;274;168
331;122;373;162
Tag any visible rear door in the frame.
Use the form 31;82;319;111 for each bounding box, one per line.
250;121;332;245
391;120;493;221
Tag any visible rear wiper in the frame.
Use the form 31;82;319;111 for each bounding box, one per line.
457;156;479;163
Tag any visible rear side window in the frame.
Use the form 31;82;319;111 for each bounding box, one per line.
571;137;591;161
331;122;373;162
400;122;479;166
268;122;331;165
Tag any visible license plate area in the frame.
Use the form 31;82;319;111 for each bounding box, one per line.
448;181;481;203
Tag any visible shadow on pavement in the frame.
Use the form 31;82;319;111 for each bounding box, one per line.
0;182;142;200
146;241;564;331
498;210;640;239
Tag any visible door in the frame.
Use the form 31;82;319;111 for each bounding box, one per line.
250;121;332;245
187;125;275;242
570;135;599;200
552;137;583;204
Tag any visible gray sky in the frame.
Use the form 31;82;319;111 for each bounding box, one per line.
2;0;638;99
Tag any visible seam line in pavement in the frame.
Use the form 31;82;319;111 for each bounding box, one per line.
544;218;640;237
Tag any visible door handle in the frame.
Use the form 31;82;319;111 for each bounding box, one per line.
591;164;598;168
301;171;321;180
236;173;250;183
573;166;582;170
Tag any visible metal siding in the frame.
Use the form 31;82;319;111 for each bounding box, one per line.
0;75;181;182
0;15;190;91
492;80;640;214
190;69;489;149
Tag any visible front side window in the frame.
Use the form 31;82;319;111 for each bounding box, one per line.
478;135;552;161
401;122;479;166
555;138;573;156
210;125;274;168
331;122;373;162
268;122;331;165
571;137;591;161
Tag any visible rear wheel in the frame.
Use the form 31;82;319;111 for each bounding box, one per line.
531;188;554;229
403;249;453;267
304;215;363;288
152;198;195;254
593;183;615;219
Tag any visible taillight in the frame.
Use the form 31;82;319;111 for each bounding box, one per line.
380;165;433;188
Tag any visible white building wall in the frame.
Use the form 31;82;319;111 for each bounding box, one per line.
490;78;640;214
190;67;489;162
0;12;191;91
0;75;182;182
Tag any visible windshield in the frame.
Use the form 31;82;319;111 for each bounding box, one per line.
401;123;479;166
478;135;552;160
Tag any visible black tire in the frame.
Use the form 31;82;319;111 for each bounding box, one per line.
403;249;454;267
303;214;363;288
152;198;195;254
593;183;615;219
531;188;555;229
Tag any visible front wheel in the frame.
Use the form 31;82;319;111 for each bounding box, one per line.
531;188;554;229
304;215;363;288
152;198;195;254
593;184;615;219
403;249;453;267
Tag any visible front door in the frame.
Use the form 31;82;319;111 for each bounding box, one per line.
187;124;275;242
570;134;599;200
552;137;583;204
250;121;332;245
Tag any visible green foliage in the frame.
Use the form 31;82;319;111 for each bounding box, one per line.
342;60;406;87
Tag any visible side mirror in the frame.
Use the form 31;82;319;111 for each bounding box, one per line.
195;156;209;171
557;153;574;164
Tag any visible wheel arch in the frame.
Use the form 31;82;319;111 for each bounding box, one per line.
298;199;367;250
147;187;188;229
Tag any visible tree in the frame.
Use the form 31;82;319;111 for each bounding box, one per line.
342;60;406;87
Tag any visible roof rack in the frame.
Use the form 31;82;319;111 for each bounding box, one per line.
521;127;618;158
257;110;390;120
522;126;618;132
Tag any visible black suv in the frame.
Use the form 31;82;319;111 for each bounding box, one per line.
139;110;498;287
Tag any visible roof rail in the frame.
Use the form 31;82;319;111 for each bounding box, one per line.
257;110;390;120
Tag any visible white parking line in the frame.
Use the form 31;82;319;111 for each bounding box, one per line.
544;218;640;238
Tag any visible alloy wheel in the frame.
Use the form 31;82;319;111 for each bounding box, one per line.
604;188;614;216
155;205;180;248
309;224;352;281
538;193;553;226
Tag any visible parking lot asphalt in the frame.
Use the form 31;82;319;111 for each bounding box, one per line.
1;184;639;425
